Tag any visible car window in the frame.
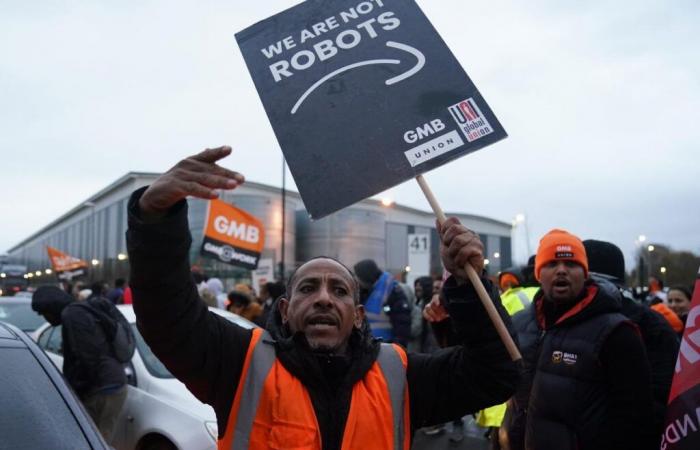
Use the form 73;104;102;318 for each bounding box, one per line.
0;302;45;332
37;327;53;349
131;324;173;379
0;347;92;449
42;325;63;355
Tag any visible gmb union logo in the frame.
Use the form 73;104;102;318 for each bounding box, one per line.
555;245;574;259
552;351;563;363
552;350;578;365
220;245;235;262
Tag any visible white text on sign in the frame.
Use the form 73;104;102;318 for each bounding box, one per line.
261;0;401;82
403;119;445;144
213;216;260;243
404;130;464;168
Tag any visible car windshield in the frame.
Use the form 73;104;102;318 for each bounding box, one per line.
0;302;45;332
131;324;174;379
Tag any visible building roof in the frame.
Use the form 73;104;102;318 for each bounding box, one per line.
7;172;511;252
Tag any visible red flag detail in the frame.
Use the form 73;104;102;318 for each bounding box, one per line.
660;267;700;450
668;271;700;402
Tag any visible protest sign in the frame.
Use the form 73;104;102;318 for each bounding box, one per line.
660;267;700;449
252;258;275;291
47;246;87;280
200;199;265;270
236;0;507;219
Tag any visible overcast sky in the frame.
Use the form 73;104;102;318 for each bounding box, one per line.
2;0;698;270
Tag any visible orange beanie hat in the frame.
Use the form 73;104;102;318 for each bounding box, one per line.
535;229;588;280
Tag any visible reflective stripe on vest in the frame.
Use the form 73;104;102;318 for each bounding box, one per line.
219;328;409;449
376;342;408;450
516;290;532;309
232;329;276;449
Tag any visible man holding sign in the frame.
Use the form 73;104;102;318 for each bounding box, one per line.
127;147;518;449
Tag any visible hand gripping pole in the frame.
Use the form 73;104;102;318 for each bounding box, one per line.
416;174;522;361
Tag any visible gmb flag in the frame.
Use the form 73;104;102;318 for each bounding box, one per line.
660;266;700;450
200;199;265;270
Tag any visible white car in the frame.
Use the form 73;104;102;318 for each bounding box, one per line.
33;305;257;450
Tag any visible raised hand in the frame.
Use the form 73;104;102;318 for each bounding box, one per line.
139;146;245;215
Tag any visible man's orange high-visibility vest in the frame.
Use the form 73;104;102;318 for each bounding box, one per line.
218;328;410;450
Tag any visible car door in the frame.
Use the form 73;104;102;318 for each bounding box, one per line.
36;323;131;447
1;321;110;449
37;324;65;368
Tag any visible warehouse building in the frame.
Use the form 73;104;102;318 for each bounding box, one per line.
6;172;512;287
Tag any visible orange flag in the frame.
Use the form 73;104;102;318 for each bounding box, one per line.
47;246;88;279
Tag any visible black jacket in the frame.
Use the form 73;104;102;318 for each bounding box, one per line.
587;273;679;425
32;290;127;397
126;188;519;449
617;288;679;435
502;278;655;450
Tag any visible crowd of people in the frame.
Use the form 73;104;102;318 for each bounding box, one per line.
125;147;697;450
25;146;696;450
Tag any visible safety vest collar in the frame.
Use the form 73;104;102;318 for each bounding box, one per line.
219;328;410;449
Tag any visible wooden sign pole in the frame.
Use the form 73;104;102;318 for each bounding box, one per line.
416;174;522;362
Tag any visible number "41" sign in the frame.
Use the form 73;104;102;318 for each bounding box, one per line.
408;234;429;254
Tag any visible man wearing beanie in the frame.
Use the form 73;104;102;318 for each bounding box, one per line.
582;239;679;445
500;229;654;450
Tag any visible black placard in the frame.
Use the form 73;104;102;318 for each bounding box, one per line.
236;0;507;219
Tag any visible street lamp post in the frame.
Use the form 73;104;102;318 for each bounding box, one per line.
84;201;96;261
513;213;531;264
84;201;97;281
636;235;644;288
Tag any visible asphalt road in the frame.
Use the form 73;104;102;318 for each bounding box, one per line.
411;417;490;450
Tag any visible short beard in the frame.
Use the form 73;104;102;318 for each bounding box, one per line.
307;341;335;353
305;335;348;354
544;286;586;306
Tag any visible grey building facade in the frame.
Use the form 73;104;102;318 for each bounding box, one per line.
6;172;512;287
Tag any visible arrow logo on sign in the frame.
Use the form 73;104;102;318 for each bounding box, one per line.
291;41;426;115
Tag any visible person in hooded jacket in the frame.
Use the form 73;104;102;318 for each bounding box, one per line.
126;146;519;450
31;285;127;442
353;258;412;347
582;239;679;440
497;230;655;450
